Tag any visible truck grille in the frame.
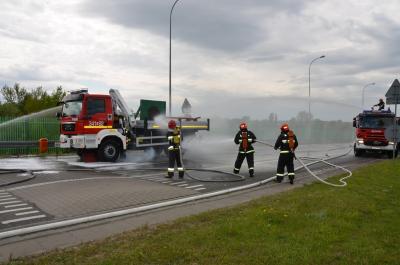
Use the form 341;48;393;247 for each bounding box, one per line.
62;123;75;132
364;132;387;146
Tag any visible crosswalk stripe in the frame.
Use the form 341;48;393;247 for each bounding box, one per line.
15;210;40;216
2;215;46;225
194;187;207;191
0;198;16;202
185;184;204;189
161;181;172;184
0;207;33;214
0;195;12;199
177;184;189;187
0;201;20;205
5;203;28;208
170;181;187;185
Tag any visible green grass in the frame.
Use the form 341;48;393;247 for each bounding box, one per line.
6;160;400;265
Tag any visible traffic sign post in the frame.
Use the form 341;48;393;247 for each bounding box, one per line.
385;79;400;159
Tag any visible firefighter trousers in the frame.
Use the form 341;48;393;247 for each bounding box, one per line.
167;149;184;178
234;151;254;176
276;152;294;182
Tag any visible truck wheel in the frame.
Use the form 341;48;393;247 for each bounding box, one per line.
98;140;120;162
354;145;363;157
387;150;398;159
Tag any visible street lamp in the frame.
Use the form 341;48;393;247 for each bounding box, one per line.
361;82;376;111
308;55;325;117
169;0;181;117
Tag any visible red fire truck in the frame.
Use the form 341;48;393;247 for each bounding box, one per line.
353;110;399;158
58;89;209;162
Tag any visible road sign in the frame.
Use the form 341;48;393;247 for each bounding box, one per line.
385;79;400;104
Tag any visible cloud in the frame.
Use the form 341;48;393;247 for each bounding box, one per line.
0;0;400;121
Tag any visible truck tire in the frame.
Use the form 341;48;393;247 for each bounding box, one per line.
98;139;121;162
354;145;364;157
387;149;398;159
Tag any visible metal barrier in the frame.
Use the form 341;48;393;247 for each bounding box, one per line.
0;117;61;155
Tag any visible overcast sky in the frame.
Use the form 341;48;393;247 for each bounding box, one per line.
0;0;399;121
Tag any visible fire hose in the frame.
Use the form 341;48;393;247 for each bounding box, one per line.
256;140;352;187
0;169;35;187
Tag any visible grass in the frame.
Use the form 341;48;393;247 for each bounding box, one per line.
6;160;400;265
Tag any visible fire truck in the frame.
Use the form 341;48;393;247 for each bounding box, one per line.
353;110;399;158
58;89;210;162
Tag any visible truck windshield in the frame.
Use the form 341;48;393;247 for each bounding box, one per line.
359;116;393;129
62;101;82;117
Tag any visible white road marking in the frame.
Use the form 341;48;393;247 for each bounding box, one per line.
5;203;28;208
0;198;16;202
185;184;204;189
194;187;207;191
170;181;187;185
152;178;166;182
0;195;12;199
177;184;189;187
2;215;46;225
0;201;21;205
15;210;40;216
161;181;172;184
0;207;33;214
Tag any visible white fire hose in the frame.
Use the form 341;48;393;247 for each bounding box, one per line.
256;140;352;187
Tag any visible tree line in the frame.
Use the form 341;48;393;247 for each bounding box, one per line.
210;111;353;144
0;83;65;117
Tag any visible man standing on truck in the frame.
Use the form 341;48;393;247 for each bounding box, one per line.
166;120;184;179
373;98;385;110
233;122;257;177
274;123;298;184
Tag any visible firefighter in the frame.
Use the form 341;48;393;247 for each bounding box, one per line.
373;98;385;110
166;120;184;178
234;122;257;177
274;123;298;184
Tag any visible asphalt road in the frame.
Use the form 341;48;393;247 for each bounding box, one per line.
0;141;384;260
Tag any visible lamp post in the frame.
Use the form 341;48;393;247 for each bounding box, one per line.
361;82;376;111
169;0;181;117
308;55;325;117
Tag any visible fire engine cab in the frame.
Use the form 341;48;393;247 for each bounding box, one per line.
58;89;209;162
353;110;399;158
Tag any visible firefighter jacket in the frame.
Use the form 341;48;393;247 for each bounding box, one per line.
274;131;298;153
234;130;257;153
167;128;181;151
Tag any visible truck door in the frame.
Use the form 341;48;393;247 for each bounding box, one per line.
83;96;113;134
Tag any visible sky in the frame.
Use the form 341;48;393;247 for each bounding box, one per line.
0;0;399;121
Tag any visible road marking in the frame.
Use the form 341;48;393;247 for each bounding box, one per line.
15;210;40;216
146;177;163;180
170;181;187;185
0;195;12;199
2;215;46;225
0;207;33;214
152;178;166;182
5;203;28;208
0;198;16;202
185;184;204;189
177;184;189;187
194;187;207;191
0;201;21;205
161;181;172;184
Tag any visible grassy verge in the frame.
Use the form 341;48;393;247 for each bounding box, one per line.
7;160;400;265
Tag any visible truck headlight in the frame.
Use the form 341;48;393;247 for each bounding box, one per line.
357;139;364;144
389;141;395;145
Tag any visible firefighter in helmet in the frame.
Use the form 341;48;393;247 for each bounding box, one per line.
234;122;257;177
373;98;385;110
274;123;298;184
166;120;184;178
